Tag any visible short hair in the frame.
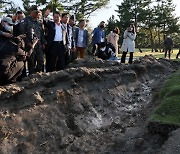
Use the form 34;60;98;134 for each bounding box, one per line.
62;12;69;18
16;11;23;15
70;15;75;21
100;21;105;24
79;19;86;23
53;11;60;16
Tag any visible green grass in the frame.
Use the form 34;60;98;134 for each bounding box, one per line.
118;48;180;60
149;69;180;126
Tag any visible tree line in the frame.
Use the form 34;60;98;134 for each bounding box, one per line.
1;0;179;51
107;0;180;51
0;0;110;20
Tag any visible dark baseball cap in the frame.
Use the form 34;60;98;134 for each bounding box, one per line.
30;5;41;13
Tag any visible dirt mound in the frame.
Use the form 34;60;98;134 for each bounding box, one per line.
0;55;179;153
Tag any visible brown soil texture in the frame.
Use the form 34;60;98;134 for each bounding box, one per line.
0;55;179;154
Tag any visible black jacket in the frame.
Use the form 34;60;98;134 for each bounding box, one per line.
164;37;173;48
43;20;68;50
13;23;21;37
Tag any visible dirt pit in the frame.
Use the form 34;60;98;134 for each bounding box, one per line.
0;55;179;154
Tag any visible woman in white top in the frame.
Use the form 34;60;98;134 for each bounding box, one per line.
107;27;120;57
121;23;136;64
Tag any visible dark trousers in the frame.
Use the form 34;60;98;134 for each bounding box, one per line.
121;51;133;64
92;44;101;55
48;41;66;72
45;51;51;72
165;48;171;59
70;51;77;62
28;43;44;74
176;50;180;59
92;44;97;54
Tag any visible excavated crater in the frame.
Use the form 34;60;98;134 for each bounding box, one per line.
0;55;179;154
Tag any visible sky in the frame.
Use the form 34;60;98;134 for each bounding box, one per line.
12;0;180;28
89;0;180;28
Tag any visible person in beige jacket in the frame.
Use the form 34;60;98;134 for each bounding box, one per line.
107;27;120;57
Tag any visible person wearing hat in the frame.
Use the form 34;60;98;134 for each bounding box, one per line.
0;17;14;42
20;5;46;75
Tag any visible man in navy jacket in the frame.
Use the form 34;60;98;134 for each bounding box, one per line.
91;21;106;54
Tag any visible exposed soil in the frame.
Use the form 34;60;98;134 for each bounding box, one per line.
0;55;179;154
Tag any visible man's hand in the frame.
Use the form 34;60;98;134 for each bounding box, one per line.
3;32;13;38
32;37;39;48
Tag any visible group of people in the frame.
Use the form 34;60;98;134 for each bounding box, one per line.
1;5;178;86
0;6;90;85
0;5;138;85
92;22;137;63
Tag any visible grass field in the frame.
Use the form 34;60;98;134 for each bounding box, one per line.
149;69;180;126
118;48;180;60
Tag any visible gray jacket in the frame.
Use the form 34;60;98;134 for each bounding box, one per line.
74;28;88;48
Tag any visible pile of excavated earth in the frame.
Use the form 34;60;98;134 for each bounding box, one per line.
0;55;180;154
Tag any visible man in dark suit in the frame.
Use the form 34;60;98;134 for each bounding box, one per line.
13;11;25;37
44;10;68;72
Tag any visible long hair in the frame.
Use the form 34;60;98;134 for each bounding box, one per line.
130;23;136;34
113;27;120;34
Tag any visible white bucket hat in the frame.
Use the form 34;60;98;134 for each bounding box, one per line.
1;17;14;25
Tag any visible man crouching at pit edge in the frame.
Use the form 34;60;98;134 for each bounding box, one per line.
0;35;38;85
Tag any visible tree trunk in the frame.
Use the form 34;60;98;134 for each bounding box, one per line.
150;30;154;52
158;29;161;52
